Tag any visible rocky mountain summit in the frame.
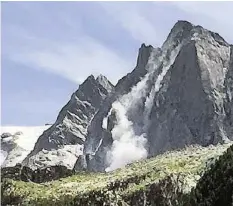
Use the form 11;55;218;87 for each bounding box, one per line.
1;20;233;206
21;75;114;169
2;20;232;173
75;20;233;172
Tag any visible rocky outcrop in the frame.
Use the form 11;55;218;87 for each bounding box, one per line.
76;43;155;172
22;75;114;169
1;127;49;167
1;163;73;183
224;45;233;139
75;20;233;172
147;23;231;156
188;144;233;206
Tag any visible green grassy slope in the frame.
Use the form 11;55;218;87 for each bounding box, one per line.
1;143;232;206
188;143;233;206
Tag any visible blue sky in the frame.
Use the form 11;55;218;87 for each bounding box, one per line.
1;1;233;126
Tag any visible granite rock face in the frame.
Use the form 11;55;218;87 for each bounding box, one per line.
22;75;114;169
75;21;233;172
17;20;233;173
224;45;233;139
75;43;156;172
147;23;231;156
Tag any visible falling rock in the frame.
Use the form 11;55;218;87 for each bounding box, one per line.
75;20;233;172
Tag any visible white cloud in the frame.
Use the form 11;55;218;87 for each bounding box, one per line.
4;2;233;88
172;2;233;43
173;2;233;21
100;2;159;46
10;35;132;84
2;2;135;85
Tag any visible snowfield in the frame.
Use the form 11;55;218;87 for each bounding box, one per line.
0;126;50;166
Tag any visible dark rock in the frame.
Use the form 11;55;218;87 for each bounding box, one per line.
1;133;12;139
1;164;73;183
75;20;233;172
189;144;233;206
122;174;187;206
79;43;156;172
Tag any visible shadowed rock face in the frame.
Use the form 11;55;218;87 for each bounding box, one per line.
75;20;233;172
147;39;230;156
147;25;232;157
1;21;233;206
1;164;73;183
22;75;114;170
188;144;233;206
224;45;233;138
76;43;155;172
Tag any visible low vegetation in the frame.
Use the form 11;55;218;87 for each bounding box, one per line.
1;143;232;205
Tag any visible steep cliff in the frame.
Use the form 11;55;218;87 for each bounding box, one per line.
75;21;233;172
2;19;233;206
147;25;231;156
22;75;114;169
76;43;156;172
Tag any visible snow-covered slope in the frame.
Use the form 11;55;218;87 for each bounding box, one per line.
1;126;50;167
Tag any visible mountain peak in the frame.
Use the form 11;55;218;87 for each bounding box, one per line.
96;74;114;93
140;43;153;49
162;20;194;50
135;43;154;70
170;20;194;35
96;74;108;83
6;20;232;176
174;20;194;28
85;75;96;82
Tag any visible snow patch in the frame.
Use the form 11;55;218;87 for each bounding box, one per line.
1;125;50;166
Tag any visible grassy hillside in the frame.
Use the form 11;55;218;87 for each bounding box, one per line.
189;143;233;205
1;143;232;206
